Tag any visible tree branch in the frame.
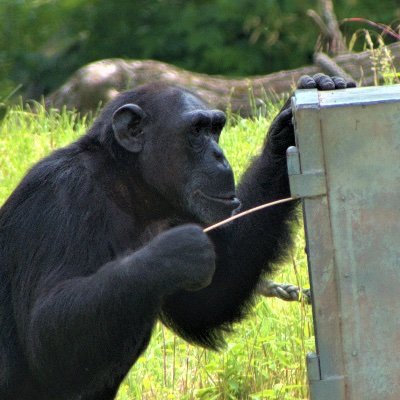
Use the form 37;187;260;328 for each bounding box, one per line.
46;42;400;116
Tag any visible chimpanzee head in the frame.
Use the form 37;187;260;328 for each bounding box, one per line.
101;83;241;225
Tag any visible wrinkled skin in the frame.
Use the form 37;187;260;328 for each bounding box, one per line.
0;74;355;400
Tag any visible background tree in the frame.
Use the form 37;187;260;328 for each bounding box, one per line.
0;0;399;99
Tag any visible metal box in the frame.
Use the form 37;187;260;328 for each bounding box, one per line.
289;85;400;400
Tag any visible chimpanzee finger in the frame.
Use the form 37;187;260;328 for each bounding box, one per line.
331;76;347;89
269;107;292;133
313;73;335;90
346;80;357;88
297;75;317;90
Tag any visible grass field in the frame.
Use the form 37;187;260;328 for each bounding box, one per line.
0;103;313;399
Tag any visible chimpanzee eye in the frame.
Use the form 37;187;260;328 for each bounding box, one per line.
191;124;202;136
188;126;206;150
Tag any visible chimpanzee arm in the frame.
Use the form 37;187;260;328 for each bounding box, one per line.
22;223;215;396
160;111;297;348
27;252;161;394
161;75;355;348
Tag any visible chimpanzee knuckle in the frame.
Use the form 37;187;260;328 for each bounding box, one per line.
172;224;205;243
346;80;357;88
269;109;292;135
267;123;295;155
155;224;214;263
278;108;292;121
183;256;216;291
331;76;346;89
313;73;335;90
297;75;316;89
312;72;326;82
187;237;215;265
198;243;216;268
152;224;202;249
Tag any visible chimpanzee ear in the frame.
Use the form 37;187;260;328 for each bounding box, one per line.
112;104;146;153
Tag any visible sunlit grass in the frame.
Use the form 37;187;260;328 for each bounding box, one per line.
0;103;90;200
0;104;313;399
119;234;312;400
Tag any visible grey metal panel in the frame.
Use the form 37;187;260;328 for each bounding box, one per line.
291;84;400;400
291;91;346;385
318;84;400;107
307;353;345;400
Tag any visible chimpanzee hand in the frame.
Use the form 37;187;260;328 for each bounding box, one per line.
266;73;356;156
144;224;216;293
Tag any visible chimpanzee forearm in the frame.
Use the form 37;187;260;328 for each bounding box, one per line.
25;224;215;394
161;76;355;347
26;251;162;392
232;152;298;264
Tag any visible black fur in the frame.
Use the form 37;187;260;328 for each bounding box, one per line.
0;75;353;399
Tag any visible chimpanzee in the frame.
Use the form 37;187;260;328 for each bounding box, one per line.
0;74;355;399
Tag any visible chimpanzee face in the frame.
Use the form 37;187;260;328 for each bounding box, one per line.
111;85;241;225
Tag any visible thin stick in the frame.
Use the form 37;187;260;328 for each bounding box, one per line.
203;197;295;233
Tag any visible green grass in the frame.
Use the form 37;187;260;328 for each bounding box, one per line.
0;104;313;399
0;104;89;201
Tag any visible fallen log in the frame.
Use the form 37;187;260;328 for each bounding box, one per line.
46;42;400;116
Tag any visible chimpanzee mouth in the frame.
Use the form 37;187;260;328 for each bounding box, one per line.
196;190;241;210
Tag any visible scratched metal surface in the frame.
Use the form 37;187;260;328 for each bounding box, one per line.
291;85;400;400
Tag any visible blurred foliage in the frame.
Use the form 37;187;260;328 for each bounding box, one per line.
0;0;399;99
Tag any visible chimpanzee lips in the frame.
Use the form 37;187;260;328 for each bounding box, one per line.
197;190;241;210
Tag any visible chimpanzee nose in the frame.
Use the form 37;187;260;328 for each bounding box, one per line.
213;148;224;163
212;143;230;169
205;140;236;196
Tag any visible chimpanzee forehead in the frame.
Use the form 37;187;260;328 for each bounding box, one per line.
151;86;209;112
109;84;214;128
180;91;209;112
176;90;223;129
144;87;212;128
149;87;210;117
